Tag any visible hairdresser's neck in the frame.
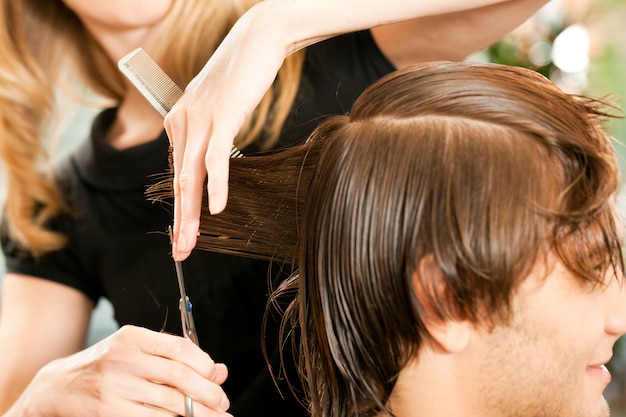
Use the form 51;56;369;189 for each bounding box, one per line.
105;88;165;149
385;349;483;417
84;23;166;149
82;17;156;63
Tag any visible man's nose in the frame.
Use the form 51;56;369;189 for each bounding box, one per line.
605;270;626;337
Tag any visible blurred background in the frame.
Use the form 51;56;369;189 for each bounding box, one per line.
469;0;626;412
0;0;625;412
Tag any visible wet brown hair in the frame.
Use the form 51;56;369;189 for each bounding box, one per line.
149;61;623;417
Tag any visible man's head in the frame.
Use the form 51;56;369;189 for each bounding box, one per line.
294;61;625;417
180;61;626;417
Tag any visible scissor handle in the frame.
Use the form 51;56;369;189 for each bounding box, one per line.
184;396;194;417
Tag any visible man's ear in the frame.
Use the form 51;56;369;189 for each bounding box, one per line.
413;255;471;353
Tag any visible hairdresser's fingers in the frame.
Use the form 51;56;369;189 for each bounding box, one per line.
100;401;232;417
114;328;232;412
132;359;230;414
198;50;285;215
133;329;232;415
139;402;232;417
165;14;287;251
177;122;212;260
21;326;229;417
168;87;239;261
97;370;230;417
205;125;235;216
92;326;226;387
165;108;204;261
133;326;224;382
164;108;185;254
212;363;229;385
139;384;231;417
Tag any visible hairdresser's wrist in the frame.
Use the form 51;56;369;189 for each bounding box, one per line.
234;0;314;58
1;363;68;417
241;0;362;56
2;394;44;417
240;0;512;57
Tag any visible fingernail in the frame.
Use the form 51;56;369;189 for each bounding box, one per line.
177;232;188;253
209;195;224;215
219;396;230;413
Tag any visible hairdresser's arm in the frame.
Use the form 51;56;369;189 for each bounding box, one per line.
370;0;547;67
0;274;92;414
165;0;547;260
0;275;231;417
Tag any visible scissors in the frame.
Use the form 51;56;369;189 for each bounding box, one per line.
169;226;198;417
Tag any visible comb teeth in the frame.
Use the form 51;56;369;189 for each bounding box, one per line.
118;48;243;158
118;48;182;117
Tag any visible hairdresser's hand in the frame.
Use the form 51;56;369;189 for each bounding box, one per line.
4;325;231;417
165;3;297;261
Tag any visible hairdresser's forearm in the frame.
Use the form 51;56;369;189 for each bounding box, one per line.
2;396;35;417
241;0;522;55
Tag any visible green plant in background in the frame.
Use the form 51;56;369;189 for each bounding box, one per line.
482;13;559;79
589;43;626;144
481;0;625;144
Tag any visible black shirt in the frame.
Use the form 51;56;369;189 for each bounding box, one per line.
2;30;395;416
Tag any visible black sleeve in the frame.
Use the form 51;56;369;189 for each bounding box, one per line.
305;29;397;86
256;30;397;151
